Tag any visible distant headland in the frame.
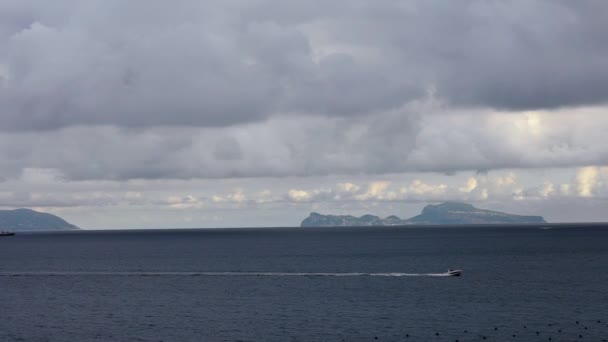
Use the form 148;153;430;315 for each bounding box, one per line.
301;202;546;227
0;208;79;232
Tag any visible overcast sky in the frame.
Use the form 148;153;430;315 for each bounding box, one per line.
1;0;608;228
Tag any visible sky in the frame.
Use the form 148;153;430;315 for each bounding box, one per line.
1;0;608;229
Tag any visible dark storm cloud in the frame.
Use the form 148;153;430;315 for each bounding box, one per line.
2;0;608;183
436;1;608;109
1;0;607;132
320;0;608;110
213;137;243;161
3;109;608;182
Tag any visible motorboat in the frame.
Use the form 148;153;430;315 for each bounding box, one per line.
0;231;15;236
447;269;462;276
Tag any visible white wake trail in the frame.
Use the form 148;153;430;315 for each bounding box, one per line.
0;271;453;277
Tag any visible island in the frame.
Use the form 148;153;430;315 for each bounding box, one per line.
300;202;546;227
0;208;80;232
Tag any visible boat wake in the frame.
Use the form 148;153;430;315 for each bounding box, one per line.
0;271;454;277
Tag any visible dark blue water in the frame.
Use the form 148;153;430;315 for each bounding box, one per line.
1;226;607;341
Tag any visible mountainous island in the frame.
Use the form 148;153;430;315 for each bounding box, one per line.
301;202;546;227
0;208;79;232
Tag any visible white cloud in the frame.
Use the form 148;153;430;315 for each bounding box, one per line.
459;177;478;193
539;182;555;198
576;167;599;197
336;182;360;193
405;179;448;197
2;168;608;228
287;189;313;202
167;195;201;209
495;173;517;188
355;181;393;200
211;189;247;203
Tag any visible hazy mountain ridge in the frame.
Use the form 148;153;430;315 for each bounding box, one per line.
301;202;546;227
0;208;79;232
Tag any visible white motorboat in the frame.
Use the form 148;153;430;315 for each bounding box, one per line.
447;269;462;276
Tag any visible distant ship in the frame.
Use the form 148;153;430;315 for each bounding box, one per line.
0;231;15;236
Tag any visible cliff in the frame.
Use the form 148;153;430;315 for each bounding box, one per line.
0;208;80;232
300;202;546;227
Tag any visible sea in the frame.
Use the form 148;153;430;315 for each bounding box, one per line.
1;225;607;341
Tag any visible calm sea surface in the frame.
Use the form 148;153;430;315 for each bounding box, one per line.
1;226;607;341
